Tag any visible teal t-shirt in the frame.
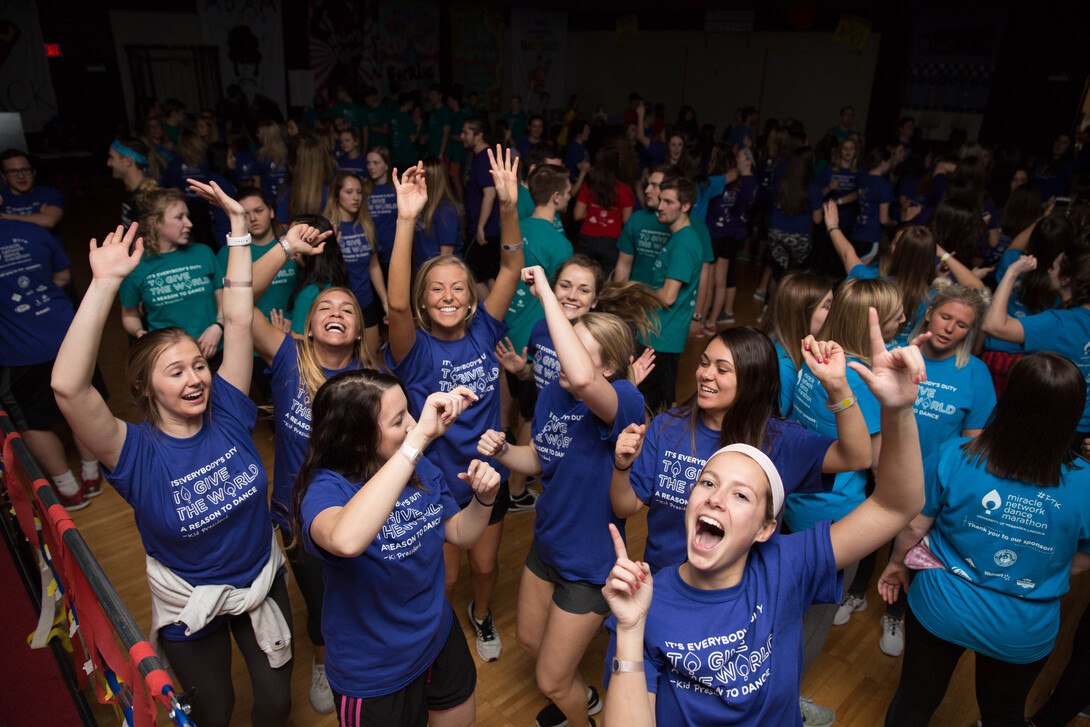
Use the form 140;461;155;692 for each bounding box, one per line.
445;110;468;163
504;217;574;352
390;111;418;169
505;111;527;142
363;104;390;149
427;106;452;158
119;243;221;343
216;239;298;320
289;282;323;335
517;186;565;234
640;225;702;354
324;101;367;129
617;208;670;286
690;216;715;264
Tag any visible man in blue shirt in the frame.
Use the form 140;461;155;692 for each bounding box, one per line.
0;149;64;236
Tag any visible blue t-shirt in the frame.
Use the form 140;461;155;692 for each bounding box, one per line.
384;308;511;503
232;150;258;182
1020;307;1090;431
786;361;882;531
337;220;376;309
119;243;222;342
275;183;329;224
366;183;398;265
163;158;212;200
913;354;995;458
818;166;860;229
774;340;798;417
707;176;757;241
770;181;822;235
256;157;287;204
414;199;462;265
301;458;459;697
629;413;834;572
1;186;64;243
102;375;271;591
267;335;361;531
639;524;841;726
528;318;560;392
852;174;893;244
727;123;752;150
337;154;368;177
616;208;671;286
464;150;500;238
909;439;1090;663
564;141;589;182
207;173;238;248
533;379;645;583
0;219;74;366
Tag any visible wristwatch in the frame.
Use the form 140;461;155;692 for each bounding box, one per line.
612;657;644;674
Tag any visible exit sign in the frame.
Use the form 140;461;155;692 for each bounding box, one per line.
44;43;61;57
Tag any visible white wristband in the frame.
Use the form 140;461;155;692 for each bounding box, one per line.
825;395;856;413
398;441;422;465
278;237;293;257
226;232;252;247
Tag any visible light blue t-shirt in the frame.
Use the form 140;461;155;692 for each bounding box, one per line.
984;249;1060;354
774;340;798;417
913;354;996;458
1020;307;1090;431
786;360;881;531
909;439;1090;663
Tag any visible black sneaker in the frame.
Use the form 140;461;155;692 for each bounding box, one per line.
507;488;539;513
534;687;602;727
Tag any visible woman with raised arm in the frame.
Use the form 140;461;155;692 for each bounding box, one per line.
51;181;306;727
879;353;1090;726
478;265;646;727
384;149;524;663
602;309;927;726
294;376;500;727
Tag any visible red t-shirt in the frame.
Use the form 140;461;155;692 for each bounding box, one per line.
577;181;635;240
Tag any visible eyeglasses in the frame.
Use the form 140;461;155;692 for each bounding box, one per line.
3;167;31;176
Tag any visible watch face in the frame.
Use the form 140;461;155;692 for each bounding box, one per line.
612;657;620;672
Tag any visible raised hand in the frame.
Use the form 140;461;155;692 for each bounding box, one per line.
477;429;507;459
520;265;550;300
800;336;847;386
89;223;144;281
283;222;332;258
416;385;478;441
823;199;841;230
877;561;912;605
487;144;519;207
614;423;646;471
601;523;653;629
458;459;501;505
187;178;244;218
1005;254;1037;278
631;348;656;386
495;337;528;375
269;309;292;334
392;162;428;220
848;307;926;409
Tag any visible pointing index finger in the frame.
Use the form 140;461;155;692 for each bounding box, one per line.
865;307;886;361
609;523;628;561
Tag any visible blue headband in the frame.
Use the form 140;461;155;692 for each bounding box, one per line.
111;140;148;166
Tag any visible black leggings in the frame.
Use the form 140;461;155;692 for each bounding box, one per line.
1031;602;1090;727
885;605;1047;727
279;527;326;645
160;574;294;727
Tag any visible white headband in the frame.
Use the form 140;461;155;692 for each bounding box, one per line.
704;444;784;516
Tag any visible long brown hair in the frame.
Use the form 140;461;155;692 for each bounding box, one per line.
1022;215;1075;313
126;327;204;425
882;225;938;330
761;272;833;369
323;171;377;246
819;278;903;365
282;133;335;219
420;157;461;236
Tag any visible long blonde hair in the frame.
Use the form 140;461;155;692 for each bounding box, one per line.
257;120;287;166
420;157;461;236
283;133;335;219
295;287;379;402
324;171;377;247
127;327;202;425
578;312;635;383
138;188;187;256
175;128;207;167
818;277;903;366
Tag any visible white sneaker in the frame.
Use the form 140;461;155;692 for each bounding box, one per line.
468;601;502;662
799;696;835;726
833;593;867;626
880;614;905;657
310;657;334;713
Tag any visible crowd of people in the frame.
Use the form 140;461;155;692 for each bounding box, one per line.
1;77;1089;727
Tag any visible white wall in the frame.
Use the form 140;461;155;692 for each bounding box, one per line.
565;30;881;143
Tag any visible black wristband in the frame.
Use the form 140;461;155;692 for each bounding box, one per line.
613;460;633;471
474;492;495;507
